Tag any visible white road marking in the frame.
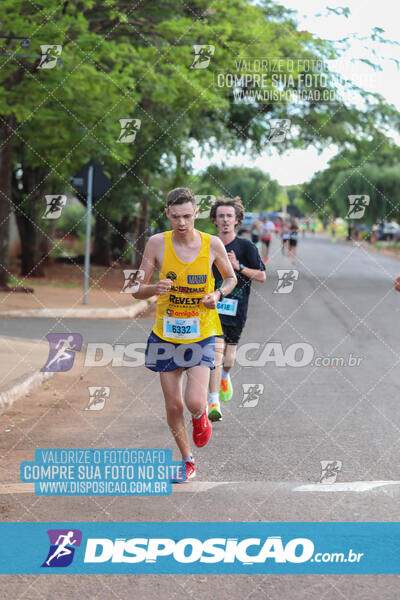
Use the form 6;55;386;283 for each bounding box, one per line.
0;483;34;494
1;480;400;495
294;481;400;492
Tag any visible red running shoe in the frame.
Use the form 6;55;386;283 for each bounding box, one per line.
171;461;196;484
192;410;212;447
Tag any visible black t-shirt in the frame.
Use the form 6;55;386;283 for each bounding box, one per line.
212;237;265;329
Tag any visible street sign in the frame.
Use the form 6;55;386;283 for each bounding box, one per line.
71;158;111;200
71;159;112;305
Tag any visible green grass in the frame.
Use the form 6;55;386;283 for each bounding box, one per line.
8;274;80;289
8;274;26;287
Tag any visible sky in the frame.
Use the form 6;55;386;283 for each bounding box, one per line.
192;0;400;185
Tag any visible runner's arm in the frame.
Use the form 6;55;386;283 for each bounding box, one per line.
131;236;171;299
227;250;266;282
202;239;237;310
212;237;237;297
238;265;266;282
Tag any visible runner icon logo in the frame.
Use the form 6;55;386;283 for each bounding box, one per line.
268;119;291;144
42;529;82;567
37;45;62;69
42;195;67;219
121;269;145;293
41;333;82;372
86;386;110;411
117;119;141;143
319;460;342;484
346;195;370;219
240;384;264;407
274;270;299;294
190;45;215;69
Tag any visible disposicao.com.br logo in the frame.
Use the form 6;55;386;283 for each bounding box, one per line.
84;535;314;564
81;536;362;566
42;529;82;567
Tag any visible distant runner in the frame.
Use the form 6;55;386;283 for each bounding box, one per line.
261;216;275;263
288;219;299;264
207;197;266;421
281;221;290;254
133;188;236;482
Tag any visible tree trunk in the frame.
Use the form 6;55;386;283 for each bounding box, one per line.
92;212;111;266
0;115;15;289
133;174;149;269
13;166;47;277
110;214;131;262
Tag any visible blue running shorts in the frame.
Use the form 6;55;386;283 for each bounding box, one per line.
145;331;216;372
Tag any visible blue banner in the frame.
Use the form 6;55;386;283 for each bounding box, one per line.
0;522;399;574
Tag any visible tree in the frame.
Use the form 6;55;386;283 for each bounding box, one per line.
196;165;281;213
303;139;400;223
1;0;399;284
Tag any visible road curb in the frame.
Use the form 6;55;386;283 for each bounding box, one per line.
0;370;54;411
0;297;157;319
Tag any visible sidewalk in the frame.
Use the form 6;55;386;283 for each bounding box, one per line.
0;284;155;318
0;337;53;411
0;285;156;410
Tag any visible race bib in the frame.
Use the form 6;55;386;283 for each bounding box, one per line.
217;298;238;316
163;316;200;339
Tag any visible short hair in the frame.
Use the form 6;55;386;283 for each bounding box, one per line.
166;187;196;209
209;196;244;226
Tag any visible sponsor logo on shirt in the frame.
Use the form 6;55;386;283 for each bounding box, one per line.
166;309;200;318
169;294;202;305
187;275;207;284
170;285;205;294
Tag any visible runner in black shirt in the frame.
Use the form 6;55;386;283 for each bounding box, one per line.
207;197;266;421
288;219;299;264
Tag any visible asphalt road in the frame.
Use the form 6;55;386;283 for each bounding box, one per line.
0;234;399;598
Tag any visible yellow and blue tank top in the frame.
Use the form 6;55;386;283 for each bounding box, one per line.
153;230;222;343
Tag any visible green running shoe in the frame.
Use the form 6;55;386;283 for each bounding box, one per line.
220;374;233;402
208;402;222;422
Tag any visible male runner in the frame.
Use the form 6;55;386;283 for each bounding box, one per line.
133;188;236;481
261;216;275;262
288;218;299;264
207;197;266;421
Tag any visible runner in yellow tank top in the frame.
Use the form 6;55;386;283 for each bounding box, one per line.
132;188;237;482
153;229;222;343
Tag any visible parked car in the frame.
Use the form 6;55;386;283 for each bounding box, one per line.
377;222;400;241
238;212;257;234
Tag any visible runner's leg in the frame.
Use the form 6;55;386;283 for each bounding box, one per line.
220;343;237;402
185;365;210;416
208;336;225;420
160;369;190;458
209;336;225;394
185;365;212;447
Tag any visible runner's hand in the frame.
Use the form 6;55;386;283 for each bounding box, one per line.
201;291;220;309
395;276;400;292
228;250;240;270
155;279;172;295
